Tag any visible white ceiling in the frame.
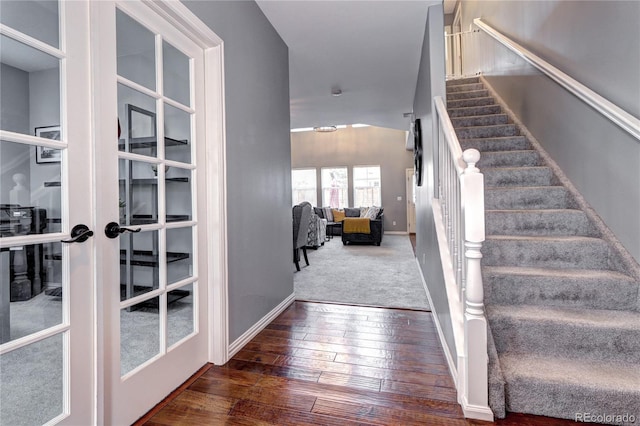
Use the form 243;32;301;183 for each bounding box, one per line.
256;1;444;131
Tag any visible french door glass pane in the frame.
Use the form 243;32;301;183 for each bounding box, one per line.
162;41;190;107
1;242;63;344
0;35;60;136
119;230;159;302
0;333;63;425
119;159;159;226
0;0;59;48
116;8;156;91
166;227;192;284
120;297;160;376
164;103;191;164
167;282;194;347
0;141;62;238
117;84;157;156
165;167;192;221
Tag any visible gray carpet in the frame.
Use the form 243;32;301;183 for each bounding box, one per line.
447;76;640;423
294;234;430;311
1;292;193;426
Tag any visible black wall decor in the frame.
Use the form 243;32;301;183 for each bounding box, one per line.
414;118;423;186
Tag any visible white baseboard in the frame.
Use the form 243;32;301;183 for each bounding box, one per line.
461;398;495;422
415;257;458;387
228;293;295;358
384;231;409;235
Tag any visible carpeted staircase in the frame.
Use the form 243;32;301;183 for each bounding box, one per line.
446;76;640;423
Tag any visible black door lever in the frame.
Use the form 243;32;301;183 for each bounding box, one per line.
61;224;94;243
104;221;141;239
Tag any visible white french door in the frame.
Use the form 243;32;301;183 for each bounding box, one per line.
0;2;94;425
92;2;213;424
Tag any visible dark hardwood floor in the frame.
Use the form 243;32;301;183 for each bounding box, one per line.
136;301;597;425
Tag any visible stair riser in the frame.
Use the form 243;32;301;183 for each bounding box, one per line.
489;316;640;363
486;211;593;236
478;151;541;168
504;377;640;424
484;273;639;311
483;238;611;269
446;76;480;86
447;97;495;108
460;136;531;152
448;105;502;117
456;124;518;139
484;168;553;187
485;187;570;210
446;82;484;93
451;114;509;128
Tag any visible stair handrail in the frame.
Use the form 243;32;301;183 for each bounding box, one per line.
473;18;640;141
433;95;491;419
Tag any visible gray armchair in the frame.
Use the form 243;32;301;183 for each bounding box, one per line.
293;202;312;271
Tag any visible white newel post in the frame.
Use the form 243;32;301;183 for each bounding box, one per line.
460;149;491;418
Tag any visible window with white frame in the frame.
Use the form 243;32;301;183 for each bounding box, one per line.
292;168;317;206
353;166;381;207
321;167;348;208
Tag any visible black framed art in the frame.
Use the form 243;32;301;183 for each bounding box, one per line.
414;118;423;186
35;125;62;163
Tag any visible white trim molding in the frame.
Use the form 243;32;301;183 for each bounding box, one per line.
228;294;296;359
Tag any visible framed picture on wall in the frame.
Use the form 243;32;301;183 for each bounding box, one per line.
35;125;62;163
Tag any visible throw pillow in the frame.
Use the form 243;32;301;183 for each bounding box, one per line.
314;207;324;218
364;206;380;219
322;207;334;222
332;209;346;222
375;207;384;219
360;207;369;217
345;207;360;217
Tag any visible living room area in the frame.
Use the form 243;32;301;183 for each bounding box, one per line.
291;124;428;311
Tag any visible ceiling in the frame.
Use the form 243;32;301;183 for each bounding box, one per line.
256;1;447;131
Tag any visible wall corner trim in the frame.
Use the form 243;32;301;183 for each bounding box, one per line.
227;294;296;359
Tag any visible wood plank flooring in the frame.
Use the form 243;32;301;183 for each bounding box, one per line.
136;301;597;425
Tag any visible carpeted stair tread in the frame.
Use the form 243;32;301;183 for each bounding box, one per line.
447;104;502;117
477;150;541;168
446;76;480;86
485;186;571;210
485;209;593;236
450;113;509;128
488;305;640;362
455;123;519;139
483;235;612;270
483;266;639;310
499;354;640;422
484;166;553;187
447;89;490;100
460;136;531;151
447;96;496;108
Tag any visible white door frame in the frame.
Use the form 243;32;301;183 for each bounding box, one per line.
146;0;229;369
406;168;416;234
91;1;228;423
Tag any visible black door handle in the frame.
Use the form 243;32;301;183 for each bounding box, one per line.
104;221;141;239
61;224;94;243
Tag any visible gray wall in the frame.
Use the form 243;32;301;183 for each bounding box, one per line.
413;5;455;360
291;126;414;232
461;0;640;262
182;1;293;342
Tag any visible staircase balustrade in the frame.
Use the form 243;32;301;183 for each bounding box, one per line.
433;95;491;420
